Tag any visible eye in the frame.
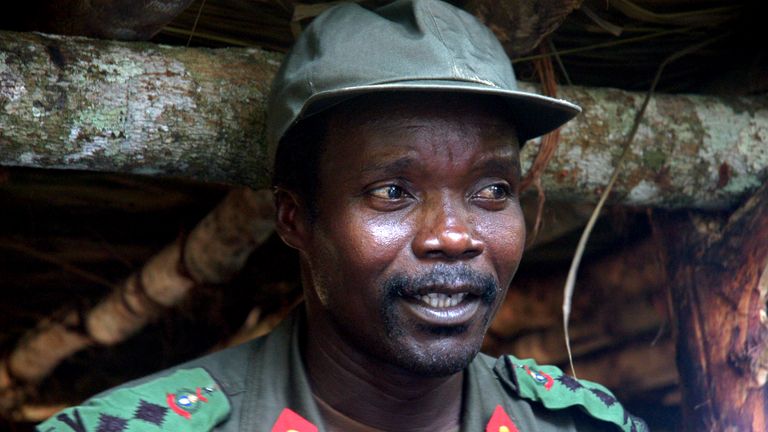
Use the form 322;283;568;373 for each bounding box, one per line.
474;183;512;201
368;185;409;200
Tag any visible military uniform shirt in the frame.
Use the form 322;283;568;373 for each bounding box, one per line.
39;309;647;432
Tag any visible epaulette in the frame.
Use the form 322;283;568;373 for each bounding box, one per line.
37;368;231;432
494;355;648;432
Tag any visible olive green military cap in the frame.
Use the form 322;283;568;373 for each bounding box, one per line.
266;0;581;161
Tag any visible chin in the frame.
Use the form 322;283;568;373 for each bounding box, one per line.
392;341;482;377
376;302;496;377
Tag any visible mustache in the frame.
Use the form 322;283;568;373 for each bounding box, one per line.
382;264;499;305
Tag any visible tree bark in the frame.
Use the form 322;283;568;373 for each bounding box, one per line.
1;30;766;208
653;183;768;431
0;31;282;189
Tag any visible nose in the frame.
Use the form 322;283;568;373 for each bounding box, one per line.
412;198;484;260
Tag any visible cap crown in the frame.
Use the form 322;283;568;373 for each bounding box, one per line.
266;0;580;161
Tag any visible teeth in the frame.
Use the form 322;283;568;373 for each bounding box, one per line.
417;292;467;308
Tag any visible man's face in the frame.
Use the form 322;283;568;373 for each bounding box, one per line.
292;95;525;377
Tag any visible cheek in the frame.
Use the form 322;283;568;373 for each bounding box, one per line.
475;205;526;281
314;210;414;290
364;215;413;251
342;209;414;265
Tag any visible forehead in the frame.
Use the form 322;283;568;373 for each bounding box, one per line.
322;93;519;159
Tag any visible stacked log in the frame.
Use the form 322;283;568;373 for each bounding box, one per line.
0;187;275;419
485;237;678;403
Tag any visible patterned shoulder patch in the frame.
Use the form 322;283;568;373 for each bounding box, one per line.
494;356;648;432
37;368;231;432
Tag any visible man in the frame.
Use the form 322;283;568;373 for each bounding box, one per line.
39;1;647;431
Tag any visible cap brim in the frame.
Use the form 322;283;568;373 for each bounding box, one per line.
299;79;581;143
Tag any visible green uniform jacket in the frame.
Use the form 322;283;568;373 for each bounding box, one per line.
39;310;647;432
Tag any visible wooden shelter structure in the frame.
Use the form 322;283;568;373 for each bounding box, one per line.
0;1;766;430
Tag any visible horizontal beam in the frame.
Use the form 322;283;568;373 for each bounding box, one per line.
538;85;768;209
0;31;281;188
1;31;766;208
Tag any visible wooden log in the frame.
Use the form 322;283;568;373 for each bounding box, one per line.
1;30;766;208
573;339;678;397
484;234;674;401
0;0;195;40
486;293;664;365
464;0;582;56
653;183;768;431
0;187;274;412
0;31;282;189
541;89;768;210
485;291;675;399
490;238;665;338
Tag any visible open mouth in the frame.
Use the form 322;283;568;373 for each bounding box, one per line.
400;290;481;327
415;292;468;308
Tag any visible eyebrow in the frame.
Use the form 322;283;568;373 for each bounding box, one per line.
476;156;519;175
361;156;417;175
473;156;521;179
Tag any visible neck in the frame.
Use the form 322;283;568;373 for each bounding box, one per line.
303;312;464;431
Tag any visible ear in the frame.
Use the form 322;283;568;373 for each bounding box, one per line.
274;187;311;252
